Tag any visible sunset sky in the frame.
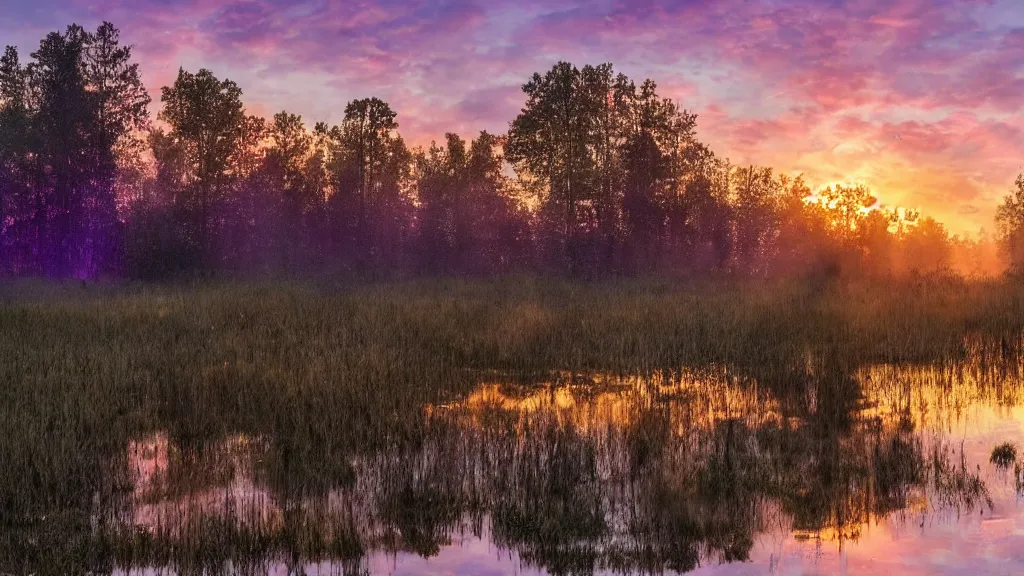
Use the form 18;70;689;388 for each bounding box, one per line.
3;0;1022;234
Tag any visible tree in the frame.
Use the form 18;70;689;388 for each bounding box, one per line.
125;128;195;278
81;22;150;275
507;62;700;276
466;131;531;273
674;142;732;273
621;127;666;273
582;64;630;271
0;46;33;274
415;131;529;275
84;22;150;183
731;166;781;275
158;68;246;269
619;79;697;274
507;62;600;275
818;183;876;242
773;175;832;276
995;174;1024;272
28;25;94;276
0;24;150;277
265;111;318;272
327;97;412;274
855;209;896;276
415;133;464;273
218;114;270;273
899;216;950;275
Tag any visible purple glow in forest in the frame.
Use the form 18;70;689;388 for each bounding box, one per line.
0;18;1018;281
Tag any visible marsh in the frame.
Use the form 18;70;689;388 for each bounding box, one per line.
3;277;1024;574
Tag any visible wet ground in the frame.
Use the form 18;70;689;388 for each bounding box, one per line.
98;356;1024;575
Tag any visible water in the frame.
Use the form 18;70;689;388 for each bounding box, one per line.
46;359;1024;574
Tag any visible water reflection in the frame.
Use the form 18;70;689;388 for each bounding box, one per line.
9;357;1024;574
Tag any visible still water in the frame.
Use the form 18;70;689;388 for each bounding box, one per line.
104;358;1024;575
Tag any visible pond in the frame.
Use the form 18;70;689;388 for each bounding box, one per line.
82;351;1024;575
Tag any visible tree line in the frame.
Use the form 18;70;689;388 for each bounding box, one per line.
0;23;1015;280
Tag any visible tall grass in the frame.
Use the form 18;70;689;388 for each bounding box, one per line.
1;275;1023;572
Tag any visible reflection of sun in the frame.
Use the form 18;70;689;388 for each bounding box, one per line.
435;368;785;434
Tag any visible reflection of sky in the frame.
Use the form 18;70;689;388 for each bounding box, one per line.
119;366;1024;575
408;371;1024;575
4;0;1024;234
362;528;548;576
716;406;1024;576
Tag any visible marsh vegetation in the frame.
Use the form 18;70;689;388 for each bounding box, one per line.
4;277;1024;574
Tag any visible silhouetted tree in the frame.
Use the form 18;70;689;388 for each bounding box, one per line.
81;22;150;276
158;68;246;270
508;62;708;276
856;209;896;276
996;174;1024;273
266;112;316;272
675;143;733;273
507;62;601;275
0;34;1000;281
0;23;148;278
900;216;951;275
730;165;780;275
0;46;33;275
620;79;697;274
326;97;413;275
416;131;529;275
29;25;95;277
819;183;876;242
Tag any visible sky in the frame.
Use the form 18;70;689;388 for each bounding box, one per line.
2;0;1023;234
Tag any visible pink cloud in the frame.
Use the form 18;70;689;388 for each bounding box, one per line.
5;0;1021;233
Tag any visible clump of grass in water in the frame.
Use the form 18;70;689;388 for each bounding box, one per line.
991;443;1018;468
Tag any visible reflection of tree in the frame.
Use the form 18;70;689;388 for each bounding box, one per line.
490;424;607;575
626;416;761;573
1;363;1000;575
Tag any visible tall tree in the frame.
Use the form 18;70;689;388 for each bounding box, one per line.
465;131;531;273
28;25;94;276
772;175;831;276
125;128;194;278
0;46;32;274
995;174;1024;273
509;62;704;275
621;127;666;273
507;62;600;275
415;133;465;273
84;23;150;184
265;111;316;272
81;22;150;275
818;183;876;242
158;68;246;269
730;165;781;275
327;97;411;274
620;79;697;273
671;142;733;273
416;131;528;274
899;216;950;275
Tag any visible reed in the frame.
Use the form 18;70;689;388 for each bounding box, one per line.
1;275;1021;573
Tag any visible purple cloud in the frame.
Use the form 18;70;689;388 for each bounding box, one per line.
3;0;1021;233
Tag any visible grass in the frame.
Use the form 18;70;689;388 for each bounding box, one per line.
991;443;1018;468
2;274;1024;573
